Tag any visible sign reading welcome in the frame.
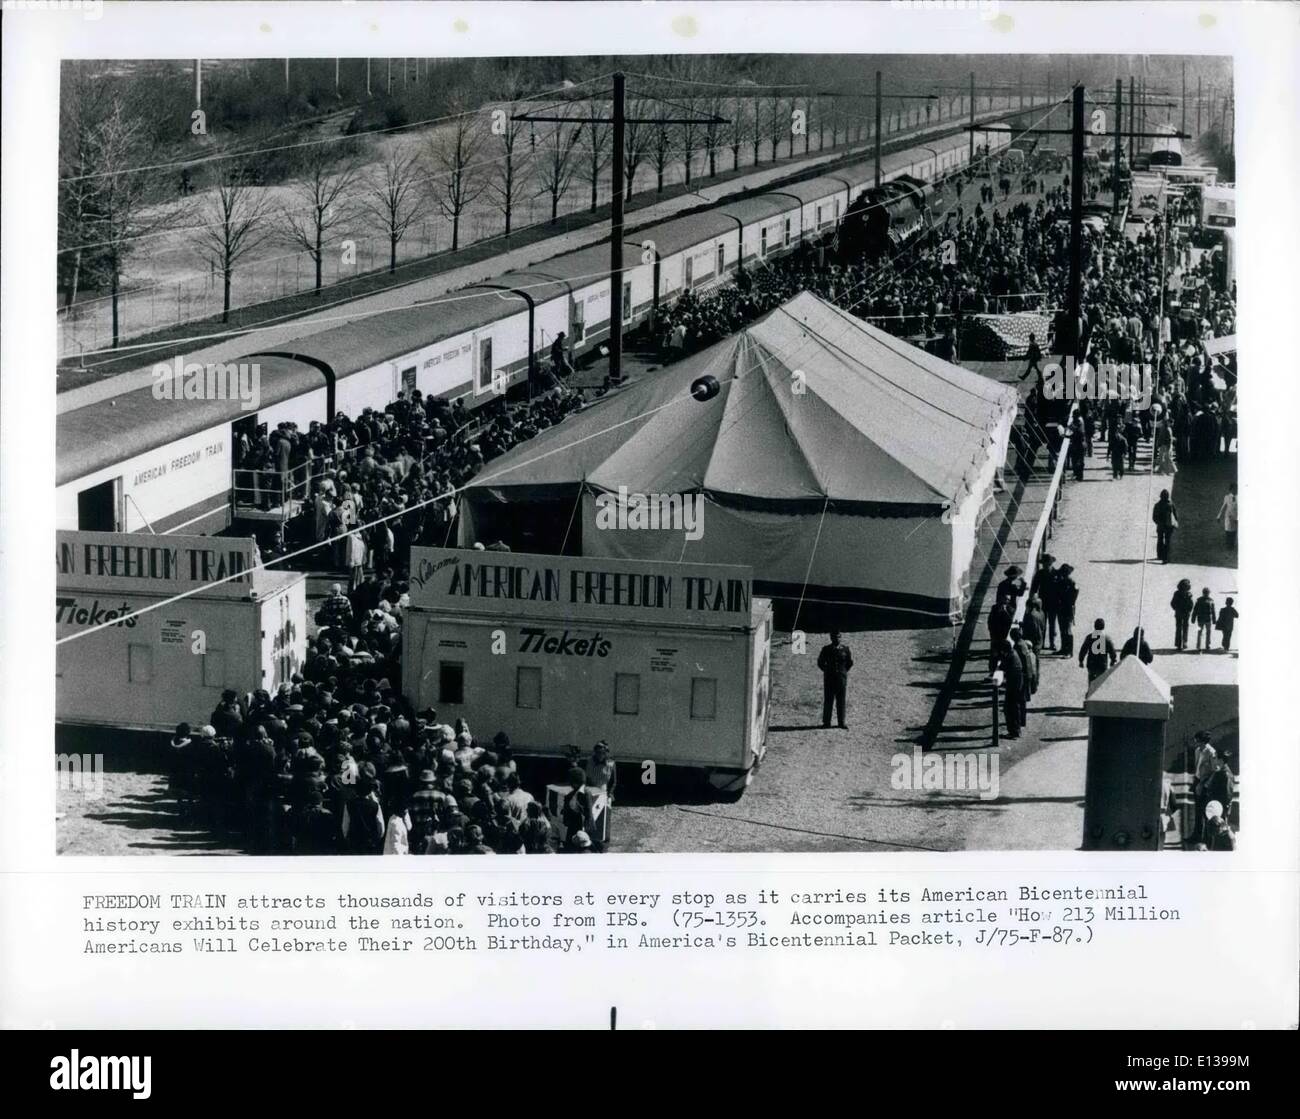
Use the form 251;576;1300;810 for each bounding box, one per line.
408;548;753;629
57;531;259;597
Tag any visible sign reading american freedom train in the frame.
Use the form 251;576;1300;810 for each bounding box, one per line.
56;530;260;597
408;547;754;629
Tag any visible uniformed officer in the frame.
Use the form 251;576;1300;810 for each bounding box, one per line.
817;631;853;730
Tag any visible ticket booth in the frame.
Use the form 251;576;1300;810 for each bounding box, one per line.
56;530;307;731
403;548;773;791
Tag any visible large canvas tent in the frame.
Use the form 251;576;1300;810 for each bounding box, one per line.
461;292;1017;622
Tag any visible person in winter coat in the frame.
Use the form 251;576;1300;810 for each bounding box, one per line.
1053;564;1079;656
1170;578;1194;651
987;601;1013;673
996;639;1024;739
1078;618;1118;682
1216;597;1238;651
1120;626;1154;664
1152;489;1178;563
1193;587;1217;652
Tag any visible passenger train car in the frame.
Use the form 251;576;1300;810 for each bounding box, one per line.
57;128;1006;537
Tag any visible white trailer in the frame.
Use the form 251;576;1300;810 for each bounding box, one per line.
403;548;773;791
56;531;306;731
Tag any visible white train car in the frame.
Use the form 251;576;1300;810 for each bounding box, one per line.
58;127;996;535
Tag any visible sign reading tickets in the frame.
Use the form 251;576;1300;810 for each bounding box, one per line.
57;530;259;598
408;547;753;629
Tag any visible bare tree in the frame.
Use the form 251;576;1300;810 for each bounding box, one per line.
360;142;429;274
727;93;749;172
622;97;654;201
487;76;533;238
650;113;676;194
535;112;584;223
425;100;487;251
579;97;611;212
83;95;184;348
282;144;362;294
193;163;274;323
58;63;110;311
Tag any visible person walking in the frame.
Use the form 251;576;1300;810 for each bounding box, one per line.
1123;411;1143;473
1068;417;1087;481
1170;578;1194;651
1032;555;1059;650
1109;427;1129;479
1021;596;1046;654
1120;626;1154;664
1054;564;1079;656
1216;597;1238;651
817;631;853;730
1078;618;1118;682
1216;483;1238;549
987;600;1013;674
1193;587;1217;653
996;639;1024;740
1191;731;1217;844
1152;489;1178;564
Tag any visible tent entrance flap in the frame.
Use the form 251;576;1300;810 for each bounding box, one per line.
465;487;584;556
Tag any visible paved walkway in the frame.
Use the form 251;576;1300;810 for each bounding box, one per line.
960;435;1239;851
58;103;1046;414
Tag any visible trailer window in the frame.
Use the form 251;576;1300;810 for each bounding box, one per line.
690;677;717;720
439;662;465;705
202;649;226;688
516;666;542;710
128;644;153;684
622;280;632;323
716;242;726;275
614;673;640;715
783;217;791;246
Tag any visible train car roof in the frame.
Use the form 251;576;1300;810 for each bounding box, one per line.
502;237;643;294
769;172;858;203
632;208;738;257
278;287;520;383
716;194;797;225
57;354;326;485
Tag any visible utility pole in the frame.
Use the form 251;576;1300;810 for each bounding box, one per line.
387;58;392;94
1067;85;1085;365
875;70;883;186
194;59;202;108
512;76;724;385
1181;59;1186;134
968;72;975;164
284;58;290;94
366;57;371;96
1128;75;1136;162
1114;78;1123;221
335;58;340;91
610;72;625;382
1196;74;1201;135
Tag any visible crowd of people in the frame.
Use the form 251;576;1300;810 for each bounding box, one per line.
167;646;620;856
232;385;585;565
182;378;613;854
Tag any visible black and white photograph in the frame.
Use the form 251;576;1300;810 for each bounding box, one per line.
51;44;1241;857
3;0;1297;1041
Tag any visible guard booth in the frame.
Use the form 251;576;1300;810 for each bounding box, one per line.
403;548;773;791
56;530;307;731
1082;657;1172;851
